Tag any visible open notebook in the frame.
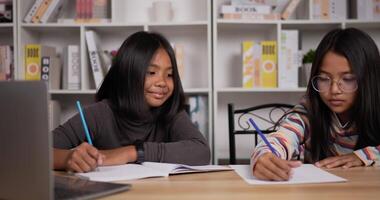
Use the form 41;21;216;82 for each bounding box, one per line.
77;162;232;182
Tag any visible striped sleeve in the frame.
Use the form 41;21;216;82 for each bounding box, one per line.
354;145;380;166
250;112;306;167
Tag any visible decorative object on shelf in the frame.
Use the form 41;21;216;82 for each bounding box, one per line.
299;49;315;87
0;0;12;22
152;0;173;22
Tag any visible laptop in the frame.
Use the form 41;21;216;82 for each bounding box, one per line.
0;81;131;200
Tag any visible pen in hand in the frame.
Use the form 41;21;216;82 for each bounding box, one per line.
76;100;101;171
248;118;280;157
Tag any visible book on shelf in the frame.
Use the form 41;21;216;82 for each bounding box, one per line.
261;41;277;88
350;0;380;20
313;0;347;20
242;41;261;88
62;45;80;90
24;44;56;81
188;95;208;137
76;162;231;182
39;0;65;23
48;100;61;131
281;0;300;20
173;44;185;81
0;45;13;81
24;0;44;22
85;30;105;89
220;4;272;14
74;0;110;23
31;0;54;23
222;12;280;20
279;30;299;88
41;56;61;89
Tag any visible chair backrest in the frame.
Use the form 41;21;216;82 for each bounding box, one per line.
228;103;294;164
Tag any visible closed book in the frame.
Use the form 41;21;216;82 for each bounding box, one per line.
40;0;65;23
174;44;185;81
31;0;53;23
242;41;254;88
279;30;299;88
281;0;300;20
23;0;44;23
261;41;277;88
85;30;105;89
0;45;12;80
63;45;80;90
48;100;61;131
25;44;56;80
221;4;272;14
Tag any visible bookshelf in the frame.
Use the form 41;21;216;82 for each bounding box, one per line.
212;0;380;163
16;0;213;152
11;0;380;163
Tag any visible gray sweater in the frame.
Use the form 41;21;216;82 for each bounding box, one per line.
53;100;210;165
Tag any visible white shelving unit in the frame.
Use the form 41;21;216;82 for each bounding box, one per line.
213;0;380;163
0;0;17;73
16;0;213;150
11;0;380;163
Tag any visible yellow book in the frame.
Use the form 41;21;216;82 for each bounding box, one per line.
25;44;56;80
261;41;277;88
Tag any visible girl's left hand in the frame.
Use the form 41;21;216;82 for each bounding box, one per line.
315;153;364;169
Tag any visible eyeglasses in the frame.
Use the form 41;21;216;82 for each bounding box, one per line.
311;74;358;93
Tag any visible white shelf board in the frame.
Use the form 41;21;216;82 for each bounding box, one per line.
0;23;14;27
49;90;96;94
216;87;307;93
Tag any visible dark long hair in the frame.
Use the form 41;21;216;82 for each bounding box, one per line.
96;31;185;123
305;28;380;162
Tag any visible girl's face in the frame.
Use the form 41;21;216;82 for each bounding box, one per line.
144;48;174;108
317;51;358;117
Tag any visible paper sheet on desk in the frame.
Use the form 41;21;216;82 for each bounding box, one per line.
230;164;347;185
77;162;232;182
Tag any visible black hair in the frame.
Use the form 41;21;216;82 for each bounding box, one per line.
96;31;185;123
305;28;380;162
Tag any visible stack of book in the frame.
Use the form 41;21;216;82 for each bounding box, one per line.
220;0;301;20
24;0;110;23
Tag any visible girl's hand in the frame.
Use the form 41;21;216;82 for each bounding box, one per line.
66;142;104;173
252;152;302;181
100;145;137;166
315;153;364;169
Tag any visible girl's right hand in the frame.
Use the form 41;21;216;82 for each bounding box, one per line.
66;142;105;173
252;152;302;181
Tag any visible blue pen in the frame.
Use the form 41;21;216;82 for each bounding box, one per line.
76;101;93;145
248;118;279;157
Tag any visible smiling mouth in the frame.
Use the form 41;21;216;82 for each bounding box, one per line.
149;92;166;99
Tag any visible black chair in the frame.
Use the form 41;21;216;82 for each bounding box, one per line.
228;103;294;164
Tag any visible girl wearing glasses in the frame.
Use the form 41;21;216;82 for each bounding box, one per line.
251;28;380;181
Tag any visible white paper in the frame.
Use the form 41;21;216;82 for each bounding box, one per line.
230;164;347;185
77;162;231;182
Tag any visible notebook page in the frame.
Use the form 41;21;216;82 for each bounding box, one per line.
76;164;168;182
230;164;347;185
